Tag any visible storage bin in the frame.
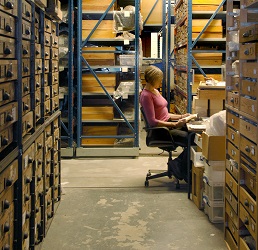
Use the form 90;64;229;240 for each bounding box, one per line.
204;160;225;182
119;55;135;66
203;195;224;223
191;146;204;167
203;173;224;201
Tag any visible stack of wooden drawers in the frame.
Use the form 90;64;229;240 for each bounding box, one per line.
1;0;62;249
225;1;258;249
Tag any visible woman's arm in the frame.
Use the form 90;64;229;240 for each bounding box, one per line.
169;113;190;120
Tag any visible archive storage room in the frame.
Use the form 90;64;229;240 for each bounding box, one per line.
0;0;257;249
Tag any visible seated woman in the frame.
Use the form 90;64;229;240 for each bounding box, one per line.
140;65;194;181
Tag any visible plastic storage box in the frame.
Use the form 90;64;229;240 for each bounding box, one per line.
203;195;224;223
204;160;225;182
203;173;224;201
119;55;135;66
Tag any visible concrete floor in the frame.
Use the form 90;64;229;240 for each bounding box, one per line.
41;129;227;250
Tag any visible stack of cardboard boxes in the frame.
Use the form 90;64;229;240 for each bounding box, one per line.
191;132;226;223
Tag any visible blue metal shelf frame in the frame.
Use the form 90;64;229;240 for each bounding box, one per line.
76;0;140;150
174;0;226;113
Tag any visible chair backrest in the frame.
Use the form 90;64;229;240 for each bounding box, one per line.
140;106;177;151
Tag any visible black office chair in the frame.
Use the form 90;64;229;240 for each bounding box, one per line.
141;107;185;189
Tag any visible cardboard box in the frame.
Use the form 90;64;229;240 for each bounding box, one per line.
192;164;205;210
141;0;163;25
202;132;226;161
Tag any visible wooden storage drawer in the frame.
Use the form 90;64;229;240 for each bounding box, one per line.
225;214;239;244
0;81;15;106
225;228;238;250
242;62;258;78
22;77;30;97
53;117;59;130
240;96;257;119
52;72;59;85
0;125;13;153
0;159;18;195
52;96;59;110
226;171;238;198
0;60;17;83
0;11;15;38
35;0;47;8
239;43;258;60
0;36;15;59
45;124;52;140
44;46;50;59
22;94;31;115
239;236;254;250
44;86;51;100
52;84;59;97
45;18;52;34
22;19;31;40
227;92;239;109
0;203;14;242
53;184;60;202
52;35;58;48
52;47;59;60
240;117;257;143
35;27;39;43
0;1;18;16
35;11;40;28
240;157;256;194
52;60;58;72
0;186;13;219
226;200;239;228
227;141;240;162
240;186;256;221
22;59;30;77
51;20;57;34
225;186;238;214
44;99;51;115
0;102;18;131
35;104;41;122
45;32;51;47
240;135;257;163
35;43;41;58
82;20;116;39
240;204;256;239
22;143;34;172
35;88;41;106
227;126;239;147
22;111;34;137
240;24;258;43
45;136;53;156
22;0;32;22
53;129;59;144
226;159;239;181
35;133;44;156
35;74;42;89
44;59;49;73
241;79;257;98
227;110;240;131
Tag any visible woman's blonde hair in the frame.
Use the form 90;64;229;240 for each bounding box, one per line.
144;65;163;86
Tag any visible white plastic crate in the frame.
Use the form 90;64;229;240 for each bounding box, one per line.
191;146;204;167
119;55;135;66
203;173;224;201
204;160;225;182
203;195;224;223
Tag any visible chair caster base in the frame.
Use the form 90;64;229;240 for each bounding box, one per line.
145;180;149;187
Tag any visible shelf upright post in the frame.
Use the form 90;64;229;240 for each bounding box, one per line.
167;0;172;111
162;0;167;98
187;0;193;113
134;0;140;148
77;0;83;148
68;0;74;148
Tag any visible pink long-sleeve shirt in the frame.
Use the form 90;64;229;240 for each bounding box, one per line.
140;89;170;127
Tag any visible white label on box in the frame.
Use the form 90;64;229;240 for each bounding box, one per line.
248;86;251;92
231;134;235;140
254;69;257;75
122;67;128;72
124;11;130;17
118;26;123;31
231;118;234;124
122;93;128;99
251;146;255;156
12;107;16;121
24;155;28;169
124;39;129;45
252;105;255;113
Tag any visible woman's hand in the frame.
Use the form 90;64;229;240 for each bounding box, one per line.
175;118;187;128
182;113;190;118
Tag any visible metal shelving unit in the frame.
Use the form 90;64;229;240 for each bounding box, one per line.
73;0;140;157
174;0;226;113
